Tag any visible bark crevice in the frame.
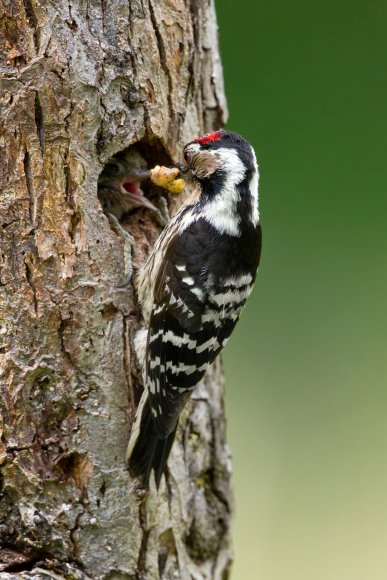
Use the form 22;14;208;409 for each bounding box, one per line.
23;149;36;224
34;91;45;156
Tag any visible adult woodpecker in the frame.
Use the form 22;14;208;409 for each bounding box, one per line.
127;130;262;488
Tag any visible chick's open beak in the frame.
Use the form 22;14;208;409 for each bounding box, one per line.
121;179;158;211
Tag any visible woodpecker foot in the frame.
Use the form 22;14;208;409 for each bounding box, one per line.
107;213;136;287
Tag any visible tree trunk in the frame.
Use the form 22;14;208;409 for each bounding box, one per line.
0;0;232;578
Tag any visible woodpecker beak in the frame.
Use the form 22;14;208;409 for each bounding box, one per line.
121;179;158;211
173;162;189;174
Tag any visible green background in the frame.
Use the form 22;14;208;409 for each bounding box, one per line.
217;1;387;578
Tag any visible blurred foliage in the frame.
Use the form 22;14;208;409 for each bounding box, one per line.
217;1;387;578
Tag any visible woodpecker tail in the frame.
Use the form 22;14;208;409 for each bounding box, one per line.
126;390;177;488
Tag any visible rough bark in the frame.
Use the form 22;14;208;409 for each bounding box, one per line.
0;1;232;578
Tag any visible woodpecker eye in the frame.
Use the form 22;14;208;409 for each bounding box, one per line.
184;150;194;164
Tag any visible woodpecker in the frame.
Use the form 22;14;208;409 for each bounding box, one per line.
126;130;262;488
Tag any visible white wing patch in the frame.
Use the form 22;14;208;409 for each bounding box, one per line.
210;286;252;307
182;276;195;286
222;273;253;287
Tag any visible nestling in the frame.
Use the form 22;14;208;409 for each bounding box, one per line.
98;150;186;224
98;149;157;220
126;130;262;488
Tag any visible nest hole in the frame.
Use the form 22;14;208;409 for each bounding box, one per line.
97;138;174;222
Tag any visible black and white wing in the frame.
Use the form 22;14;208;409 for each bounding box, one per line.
127;218;261;486
146;223;212;439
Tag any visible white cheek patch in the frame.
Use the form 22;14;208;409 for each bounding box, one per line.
200;148;246;236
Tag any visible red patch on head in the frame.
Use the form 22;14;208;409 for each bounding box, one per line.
193;131;222;145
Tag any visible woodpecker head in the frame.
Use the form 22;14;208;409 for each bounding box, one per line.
182;130;259;233
183;130;256;183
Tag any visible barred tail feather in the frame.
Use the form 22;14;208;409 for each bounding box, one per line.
126;390;177;488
